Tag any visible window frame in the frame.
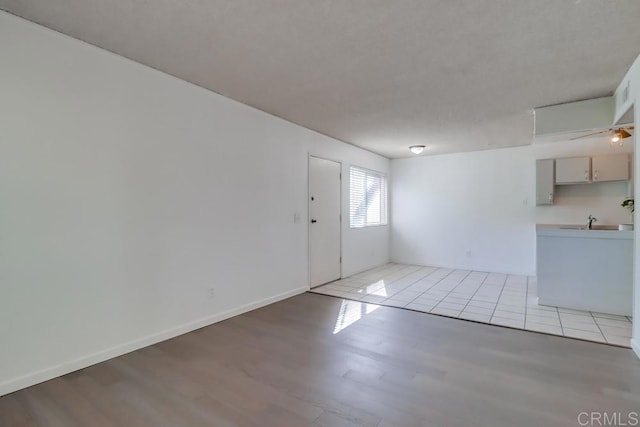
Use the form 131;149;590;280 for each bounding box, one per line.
349;165;388;229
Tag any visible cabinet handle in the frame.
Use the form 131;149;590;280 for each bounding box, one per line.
584;171;589;180
594;170;598;181
548;193;553;202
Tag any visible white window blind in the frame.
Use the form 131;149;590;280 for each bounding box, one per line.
350;166;387;228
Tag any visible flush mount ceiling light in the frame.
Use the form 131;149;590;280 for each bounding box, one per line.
409;145;426;154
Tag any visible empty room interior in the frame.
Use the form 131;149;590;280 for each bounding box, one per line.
3;1;640;426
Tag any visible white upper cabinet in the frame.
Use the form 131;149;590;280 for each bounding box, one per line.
555;156;591;185
592;154;629;182
536;159;555;205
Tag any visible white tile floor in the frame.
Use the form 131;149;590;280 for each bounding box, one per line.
311;263;633;347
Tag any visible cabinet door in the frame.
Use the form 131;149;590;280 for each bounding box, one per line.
592;154;629;182
536;159;555;205
555;156;591;184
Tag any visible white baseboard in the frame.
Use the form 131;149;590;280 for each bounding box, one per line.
0;286;308;397
631;338;640;359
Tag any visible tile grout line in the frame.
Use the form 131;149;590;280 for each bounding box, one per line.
378;265;440;302
488;274;510;324
364;264;418;283
399;268;447;303
590;312;610;344
378;267;439;305
357;264;436;303
557;307;566;336
524;280;562;335
556;308;612;344
353;265;424;301
396;266;444;296
399;267;457;307
381;265;434;289
428;269;473;314
456;272;492;319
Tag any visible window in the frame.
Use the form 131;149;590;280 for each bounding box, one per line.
349;166;387;228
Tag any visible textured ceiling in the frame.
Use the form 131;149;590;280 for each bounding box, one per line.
2;1;640;158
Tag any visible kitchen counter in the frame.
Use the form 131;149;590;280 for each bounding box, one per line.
536;224;633;316
536;224;633;240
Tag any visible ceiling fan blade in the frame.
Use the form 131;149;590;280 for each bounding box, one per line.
569;130;609;140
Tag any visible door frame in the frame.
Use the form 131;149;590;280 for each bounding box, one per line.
308;153;343;289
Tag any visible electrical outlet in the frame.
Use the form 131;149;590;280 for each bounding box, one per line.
208;287;215;299
466;250;472;258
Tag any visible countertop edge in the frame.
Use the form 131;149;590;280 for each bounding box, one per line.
536;224;633;240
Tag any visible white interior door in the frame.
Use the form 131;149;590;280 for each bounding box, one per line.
309;156;341;287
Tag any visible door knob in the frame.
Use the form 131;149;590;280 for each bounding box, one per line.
311;219;317;223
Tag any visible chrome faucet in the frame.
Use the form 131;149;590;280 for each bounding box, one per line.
587;215;597;230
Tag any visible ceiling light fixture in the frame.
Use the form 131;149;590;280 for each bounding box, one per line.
409;145;426;155
570;126;633;144
610;128;632;146
611;132;621;144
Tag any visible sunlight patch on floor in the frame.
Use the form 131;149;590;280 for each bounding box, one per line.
333;299;380;334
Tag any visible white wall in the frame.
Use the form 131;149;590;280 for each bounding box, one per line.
635;97;640;358
619;53;640;357
391;139;633;276
0;11;389;395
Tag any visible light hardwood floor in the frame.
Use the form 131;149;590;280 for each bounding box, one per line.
1;292;639;426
